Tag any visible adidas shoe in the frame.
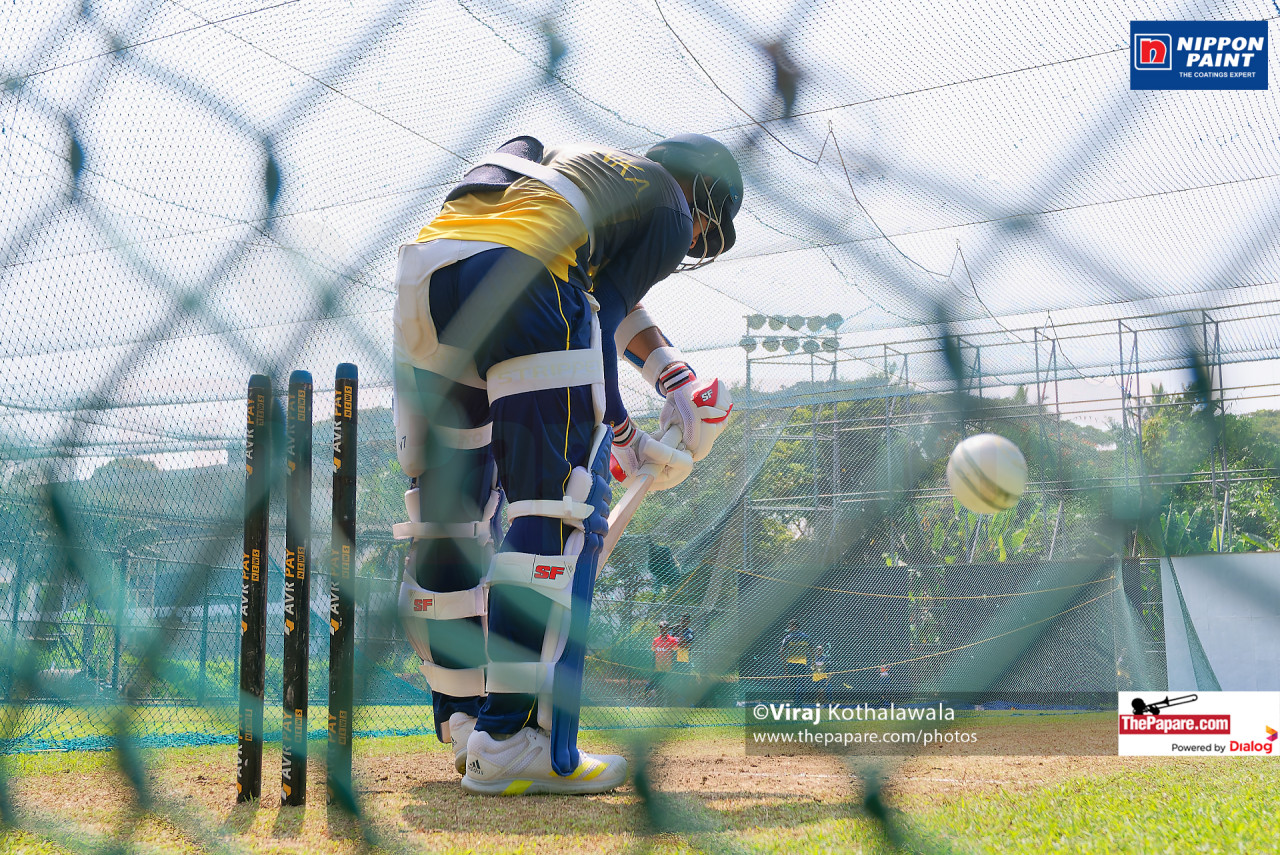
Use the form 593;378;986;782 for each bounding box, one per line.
461;726;627;795
446;712;477;775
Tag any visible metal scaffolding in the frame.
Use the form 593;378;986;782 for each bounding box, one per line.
739;305;1259;567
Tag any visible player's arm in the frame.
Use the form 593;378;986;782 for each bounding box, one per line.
612;305;732;463
597;200;733;463
596;281;692;489
597;202;728;483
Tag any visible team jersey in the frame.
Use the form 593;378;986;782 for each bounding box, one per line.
652;633;680;652
420;142;694;426
540;145;691;310
419;144;691;308
414;181;587;281
675;627;694;664
652;632;679;672
780;631;813;665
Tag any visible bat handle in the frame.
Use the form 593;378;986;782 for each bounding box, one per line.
635;425;686;479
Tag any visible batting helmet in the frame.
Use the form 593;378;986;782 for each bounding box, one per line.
646;134;743;266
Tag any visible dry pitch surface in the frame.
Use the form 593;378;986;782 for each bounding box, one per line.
1;715;1277;854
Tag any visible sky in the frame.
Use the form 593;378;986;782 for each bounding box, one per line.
1;0;1278;473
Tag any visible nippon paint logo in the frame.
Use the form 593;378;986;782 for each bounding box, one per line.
1130;21;1268;90
1133;34;1172;69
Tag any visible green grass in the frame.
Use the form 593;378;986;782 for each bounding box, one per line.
920;759;1280;854
0;704;435;756
0;726;1274;853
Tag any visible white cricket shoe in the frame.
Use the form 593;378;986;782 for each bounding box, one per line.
461;726;627;795
446;712;477;775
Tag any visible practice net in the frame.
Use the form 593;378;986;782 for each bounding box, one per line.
2;0;1278;846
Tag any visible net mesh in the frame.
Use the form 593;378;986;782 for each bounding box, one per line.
2;0;1278;847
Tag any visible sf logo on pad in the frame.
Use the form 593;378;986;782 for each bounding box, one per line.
534;564;566;580
1134;33;1171;69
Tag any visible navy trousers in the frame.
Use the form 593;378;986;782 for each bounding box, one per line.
405;245;597;737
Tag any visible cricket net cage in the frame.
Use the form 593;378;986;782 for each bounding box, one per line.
1;0;1277;846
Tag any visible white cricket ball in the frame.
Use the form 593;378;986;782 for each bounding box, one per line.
945;433;1028;515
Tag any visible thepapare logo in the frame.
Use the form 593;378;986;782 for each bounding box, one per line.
1134;34;1171;69
1119;714;1231;735
534;564;566;580
1129;693;1197;715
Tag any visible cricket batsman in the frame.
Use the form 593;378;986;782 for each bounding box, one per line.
392;134;741;794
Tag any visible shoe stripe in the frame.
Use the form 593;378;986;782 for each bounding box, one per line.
581;761;608;782
566;758;597;780
503;780;533;795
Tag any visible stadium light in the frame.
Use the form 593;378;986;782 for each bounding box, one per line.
786;314;804;331
802;338;820;354
768;315;784;331
826;313;843;331
747;314;766;330
806;316;824;332
822;337;839;352
740;335;757;353
782;337;799;353
762;337;780;352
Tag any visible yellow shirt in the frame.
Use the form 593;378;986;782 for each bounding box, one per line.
415;179;588;281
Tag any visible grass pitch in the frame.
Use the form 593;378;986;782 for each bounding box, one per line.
1;716;1276;853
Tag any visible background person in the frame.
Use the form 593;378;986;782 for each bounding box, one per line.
779;619;813;706
650;620;680;704
811;644;830;704
671;612;695;703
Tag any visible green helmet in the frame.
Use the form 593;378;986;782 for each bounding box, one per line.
646;134;743;265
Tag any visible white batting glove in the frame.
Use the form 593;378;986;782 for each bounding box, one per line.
610;418;693;491
654;361;701;451
642;348;703;447
659;373;734;463
640;343;736;462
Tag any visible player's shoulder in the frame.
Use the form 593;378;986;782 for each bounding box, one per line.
546;144;685;205
546;143;659;172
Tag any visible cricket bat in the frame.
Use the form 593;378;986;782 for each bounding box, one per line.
597;424;683;576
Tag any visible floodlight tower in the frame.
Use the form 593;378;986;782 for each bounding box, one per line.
740;313;843;394
739;312;845;578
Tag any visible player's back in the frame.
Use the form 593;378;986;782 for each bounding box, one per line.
781;631;812;664
543;145;689;303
